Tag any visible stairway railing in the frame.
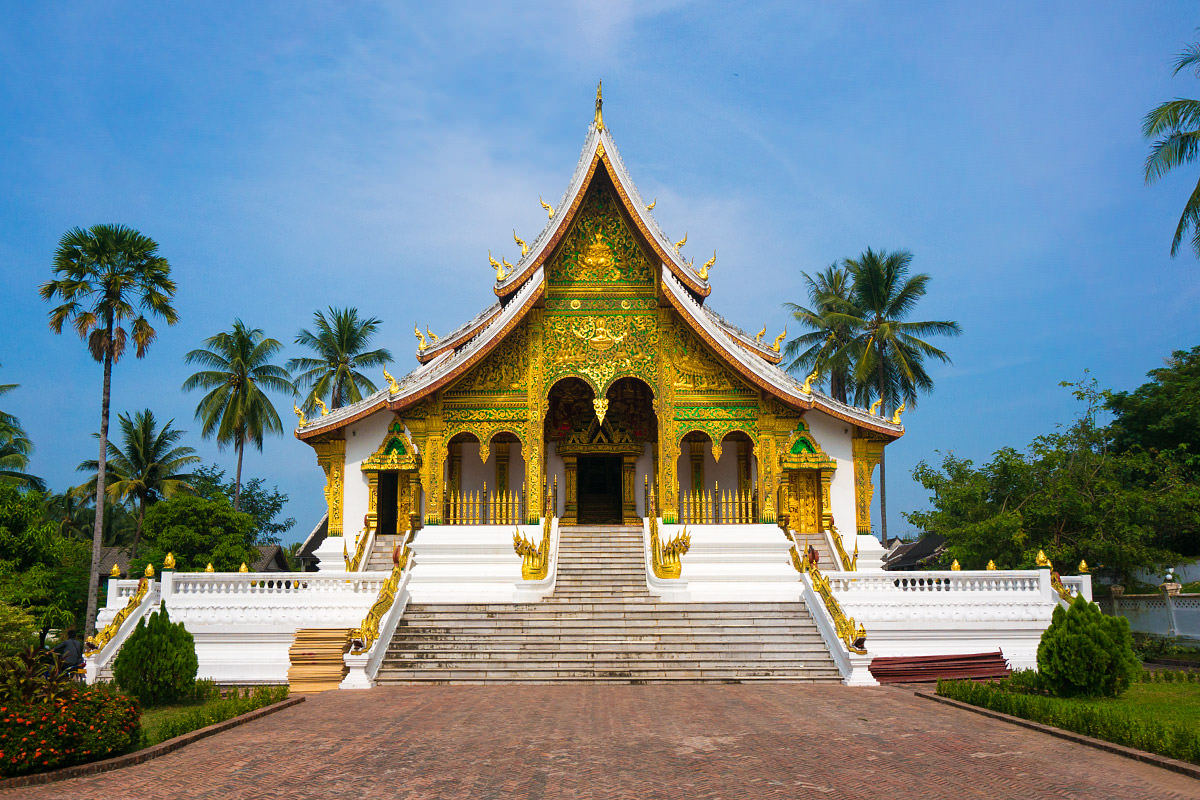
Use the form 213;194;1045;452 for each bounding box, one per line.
348;530;415;657
826;523;857;572
345;523;376;572
444;483;526;525
788;530;866;656
678;482;757;524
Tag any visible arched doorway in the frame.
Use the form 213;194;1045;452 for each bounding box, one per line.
544;377;656;524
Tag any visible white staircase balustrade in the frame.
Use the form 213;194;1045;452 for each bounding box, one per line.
85;578;161;684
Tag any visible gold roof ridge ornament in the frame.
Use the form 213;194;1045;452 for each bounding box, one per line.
869;399;883;417
539;196;555;219
426;327;439;344
699;250;715;281
674;232;687;253
383;367;399;394
801;368;819;394
645;198;656;211
890;402;905;424
314;396;329;417
414;324;427;351
501;255;515;278
513;230;529;257
772;327;787;353
754;325;766;343
594;80;604;130
489;250;506;281
293;404;308;428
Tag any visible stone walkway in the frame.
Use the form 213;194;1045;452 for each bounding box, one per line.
7;685;1197;799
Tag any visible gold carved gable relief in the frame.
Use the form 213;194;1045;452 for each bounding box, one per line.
546;182;654;286
664;321;749;395
447;324;529;396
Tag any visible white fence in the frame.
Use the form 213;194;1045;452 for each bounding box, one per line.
1112;591;1200;641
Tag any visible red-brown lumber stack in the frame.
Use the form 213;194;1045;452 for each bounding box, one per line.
868;651;1011;683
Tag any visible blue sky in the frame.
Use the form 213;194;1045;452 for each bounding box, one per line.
2;2;1198;544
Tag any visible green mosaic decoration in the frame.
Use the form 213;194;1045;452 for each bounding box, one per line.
362;421;420;472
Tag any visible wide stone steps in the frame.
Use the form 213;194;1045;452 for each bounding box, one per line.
375;523;841;684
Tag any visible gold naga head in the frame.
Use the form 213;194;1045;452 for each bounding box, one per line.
314;396;329;417
426;327;439;343
513;230;529;257
801;368;819;394
673;232;687;253
539;196;555;219
869;399;883;417
383;368;399;393
414;324;428;351
293;404;307;427
699;250;715;281
772;327;787;353
890;402;905;424
754;325;766;343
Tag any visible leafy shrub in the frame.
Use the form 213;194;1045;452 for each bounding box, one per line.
148;685;288;745
113;603;198;707
0;648;77;703
0;685;140;777
0;603;35;658
937;678;1200;765
1037;595;1140;698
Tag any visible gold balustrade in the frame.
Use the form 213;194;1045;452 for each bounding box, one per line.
86;576;151;653
789;536;866;655
349;535;414;655
444;483;526;525
679;482;757;525
828;523;857;572
345;524;374;571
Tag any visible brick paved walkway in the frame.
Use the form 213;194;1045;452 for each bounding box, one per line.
7;685;1197;799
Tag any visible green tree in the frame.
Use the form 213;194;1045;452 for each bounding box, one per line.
183;320;293;511
189;464;295;544
0;483;90;645
288;306;392;411
0;369;43;490
112;602;197;706
1143;39;1200;258
1107;344;1200;458
0;602;36;657
838;248;960;544
1038;596;1140;698
41;485;93;541
782;263;861;404
77;410;200;558
40;224;178;634
131;494;258;575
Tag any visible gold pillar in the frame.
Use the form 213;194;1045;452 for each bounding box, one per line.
366;472;380;530
563;455;578;525
314;439;346;537
852;436;885;535
819;470;834;531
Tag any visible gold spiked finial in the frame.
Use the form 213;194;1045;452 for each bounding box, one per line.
986;559;997;570
772;327;787;353
674;232;687;253
1078;559;1089;573
869;399;883;417
293;404;307;428
239;562;249;573
1035;550;1051;568
645;199;656;211
593;397;609;425
414;324;428;351
754;325;766;343
891;402;905;425
110;563;120;578
513;230;529;257
205;563;215;573
144;562;155;578
951;559;961;571
699;250;716;281
314;396;329;417
427;327;439;344
163;552;176;570
383;368;399;393
801;368;819;394
594;80;604;130
540;196;555;219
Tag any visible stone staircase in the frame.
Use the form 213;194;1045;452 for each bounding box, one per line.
374;524;841;684
366;534;405;571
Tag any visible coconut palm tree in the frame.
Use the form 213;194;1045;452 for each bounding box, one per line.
288;307;392;410
0;373;43;490
40;224;177;633
837;248;961;544
78;409;200;558
183;320;294;510
1144;40;1200;258
782;263;861;404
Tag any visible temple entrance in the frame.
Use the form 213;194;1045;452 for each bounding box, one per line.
577;456;622;524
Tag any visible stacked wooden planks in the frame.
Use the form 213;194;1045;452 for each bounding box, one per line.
868;651;1011;683
287;628;352;692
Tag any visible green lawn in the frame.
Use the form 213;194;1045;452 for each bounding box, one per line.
140;696;231;747
138;686;290;747
1095;681;1200;727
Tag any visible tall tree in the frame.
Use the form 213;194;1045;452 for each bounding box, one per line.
1143;39;1200;258
0;368;43;490
288;307;392;410
782;263;861;403
40;224;178;634
839;248;960;544
183;320;293;510
77;409;200;558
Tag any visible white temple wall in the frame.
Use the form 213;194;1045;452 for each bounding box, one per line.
344;410;392;539
807;410;857;538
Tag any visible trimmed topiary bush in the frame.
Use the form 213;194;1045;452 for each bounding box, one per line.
1037;595;1140;698
113;603;198;707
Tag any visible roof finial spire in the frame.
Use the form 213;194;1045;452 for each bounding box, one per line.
594;81;604;130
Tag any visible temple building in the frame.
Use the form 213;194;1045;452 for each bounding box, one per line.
87;90;1089;689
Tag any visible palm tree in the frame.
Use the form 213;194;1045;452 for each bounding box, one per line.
1144;40;1200;258
0;372;43;490
782;263;861;404
288;307;393;410
183;320;293;510
838;248;961;545
78;410;200;558
43;485;93;540
40;224;178;634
